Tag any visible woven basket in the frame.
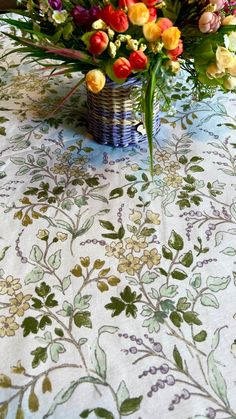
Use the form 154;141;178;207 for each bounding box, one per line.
87;77;160;147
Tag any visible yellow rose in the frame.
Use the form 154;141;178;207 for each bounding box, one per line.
216;46;234;69
206;63;225;79
165;60;181;74
143;22;161;42
162;26;181;50
224;76;236;90
228;57;236;76
222;15;236;25
128;3;149;26
86;69;106;94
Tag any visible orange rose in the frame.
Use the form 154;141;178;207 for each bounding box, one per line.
143;22;161;42
86;69;106;93
113;57;132;78
157;17;173;32
162;26;181;50
128;3;149;26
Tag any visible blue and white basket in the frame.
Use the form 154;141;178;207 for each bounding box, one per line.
87;77;160;147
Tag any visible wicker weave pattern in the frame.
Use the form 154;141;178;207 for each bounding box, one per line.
87;77;160;147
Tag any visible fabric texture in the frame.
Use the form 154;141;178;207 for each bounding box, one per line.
1;20;236;419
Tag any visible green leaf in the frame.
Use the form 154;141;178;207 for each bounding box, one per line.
193;330;207;342
54;328;64;337
162;245;173;260
141;271;158;284
48;250;61;270
29;245;43;263
49;342;65;362
85;177;99;187
45;293;58;308
190;273;202;288
200;293;219;308
109;188;124;199
74;311;92;328
207;276;231;292
117;381;130;410
31;346;48;369
99;220;115;231
159;284;178;297
71;264;83;277
183;311;202;325
208;352;229;407
57;301;73;317
140;227;156;237
171;268;187;280
189;165;204;172
160;299;175;313
74;294;91;311
31;298;43;309
142;315;160;333
221;247;236;256
120;396;143;416
177;297;191;312
93;340;106;380
173;345;183;370
105;297;126;317
118;226;125;239
25;266;44;284
168;230;184;251
0;127;6;136
179;251;193;267
94;408;114;419
179;155;188;164
62;276;71;292
44;380;80;418
120;286;141;303
0;246;10;262
125;175;137;181
35;282;50;297
39;315;52;330
22;317;38;337
170;311;182;328
157;267;168;276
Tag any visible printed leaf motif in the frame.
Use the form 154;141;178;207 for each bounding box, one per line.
98;326;119;335
74;311;92;328
171;268;187;280
193;330;207;342
120;396;143;416
190;273;202;288
221;247;236;256
0;246;10;262
25;266;44;284
93;341;106;380
74;294;91;310
29;245;43;263
207;276;231;292
49;343;65;362
48;250;61;270
179;251;193;267
159;284;178;297
117;381;130;409
141;271;158;284
44;380;80;418
200;294;219;308
162;245;173;260
208;352;229;407
173;345;183;371
168;230;184;251
31;347;48;369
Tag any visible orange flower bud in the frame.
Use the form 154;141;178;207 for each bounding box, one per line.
162;26;181;50
128;3;149;26
143;22;161;42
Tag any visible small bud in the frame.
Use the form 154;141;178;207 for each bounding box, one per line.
126;38;139;51
92;19;107;30
108;42;117;58
114;39;121;49
42;376;52;393
0;402;8;418
28;392;39;412
16;407;24;419
107;27;115;40
139;43;147;52
0;374;12;388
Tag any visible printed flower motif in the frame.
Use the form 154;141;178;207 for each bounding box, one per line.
0;316;19;337
9;292;31;317
164;173;183;188
51;164;68;174
153;164;163;175
164;161;180;173
118;253;141;275
155;150;171;163
105;242;125;258
37;229;49;240
56;232;68;241
0;276;21;296
130;163;140;171
146;210;160;225
125;235;147;252
129;210;142;224
141;248;161;269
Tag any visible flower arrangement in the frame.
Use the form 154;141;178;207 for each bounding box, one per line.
1;0;236;170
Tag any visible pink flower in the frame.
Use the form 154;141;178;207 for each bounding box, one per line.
210;0;226;11
198;12;221;33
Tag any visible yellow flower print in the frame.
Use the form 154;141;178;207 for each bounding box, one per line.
146;210;160;225
141;249;161;269
0;316;19;337
56;232;68;241
118;253;141;275
129;210;142;225
155;150;171;163
125;235;147;252
153;164;163;176
130;164;140;171
69;167;86;177
105;242;125;259
37;229;49;240
165;173;183;188
51;164;68;175
164;161;180;173
0;275;21;296
9;292;31;317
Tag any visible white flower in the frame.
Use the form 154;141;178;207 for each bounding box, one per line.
92;19;107;30
228;32;236;52
52;10;68;24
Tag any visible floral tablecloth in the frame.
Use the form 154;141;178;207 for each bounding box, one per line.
1;19;236;419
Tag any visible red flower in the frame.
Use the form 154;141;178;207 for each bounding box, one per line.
148;7;157;22
99;5;115;25
110;9;129;32
167;40;183;61
129;50;148;70
142;0;160;7
157;17;173;32
113;57;132;79
89;31;109;55
118;0;136;8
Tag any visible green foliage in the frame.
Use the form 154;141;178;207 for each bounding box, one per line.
105;286;142;318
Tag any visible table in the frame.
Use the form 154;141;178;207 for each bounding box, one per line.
1;18;236;419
